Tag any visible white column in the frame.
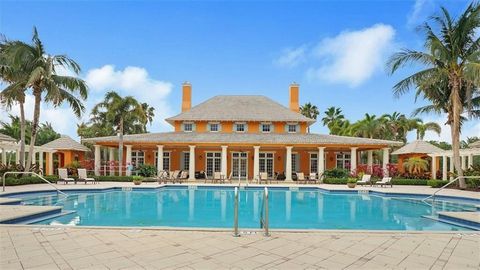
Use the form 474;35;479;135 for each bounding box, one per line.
221;145;228;179
461;155;466;170
109;148;115;176
188;145;196;180
15;149;20;164
350;147;358;173
285;146;293;182
47;152;53;175
157;145;164;176
125;145;132;176
1;148;6;164
253;146;260;181
39;151;44;173
94;145;101;176
449;156;454;180
431;155;437;179
442;155;447;180
468;154;473;169
367;150;373;174
318;147;325;177
382;148;389;176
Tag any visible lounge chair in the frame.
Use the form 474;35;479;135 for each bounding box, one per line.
170;170;180;183
258;172;269;184
296;172;306;184
357;174;372;186
77;169;96;184
226;172;233;183
308;173;319;184
176;171;188;183
376;177;392;187
157;170;168;184
58;168;75;184
213;172;225;183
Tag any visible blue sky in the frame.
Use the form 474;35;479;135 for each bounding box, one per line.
0;0;478;141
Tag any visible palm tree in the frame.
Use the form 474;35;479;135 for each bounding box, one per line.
414;120;441;140
140;103;155;132
321;106;345;134
403;157;429;175
0;39;28;166
5;27;88;171
92;91;146;175
300;102;319;132
388;4;480;188
352;113;382;139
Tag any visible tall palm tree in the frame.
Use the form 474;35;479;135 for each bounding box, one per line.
0;40;28;166
352;113;382;139
140;102;155;132
388;4;480;188
92;91;146;174
321;106;345;134
414;120;441;140
300;102;319;133
5;27;88;171
403;157;429;175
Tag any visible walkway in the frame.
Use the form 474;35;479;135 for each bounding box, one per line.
1;226;479;270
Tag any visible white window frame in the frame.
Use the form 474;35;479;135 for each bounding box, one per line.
261;123;271;133
310;153;318;174
182;151;190;171
183;122;193;132
235;122;246;133
131;150;145;168
336;152;351;169
209;122;219;132
205;151;222;177
288;124;298;133
259;152;274;177
231;152;248;179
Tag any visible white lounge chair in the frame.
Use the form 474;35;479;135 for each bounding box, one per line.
157;170;168;184
77;168;96;184
58;168;75;184
177;171;188;183
258;172;269;184
296;172;306;184
376;177;392;187
308;173;318;184
213;172;225;183
357;174;372;186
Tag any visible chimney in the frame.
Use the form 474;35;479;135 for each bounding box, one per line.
289;82;299;113
181;82;192;112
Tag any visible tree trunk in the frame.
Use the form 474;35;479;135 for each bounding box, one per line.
118;117;124;176
25;88;41;172
450;77;465;188
18;99;26;167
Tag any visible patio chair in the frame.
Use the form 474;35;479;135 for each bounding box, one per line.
170;170;180;183
296;172;306;184
157;170;168;184
213;172;225;183
58;168;75;184
77;169;96;184
258;172;269;184
357;174;372;186
308;173;318;184
176;171;188;183
226;172;233;183
376;177;392;187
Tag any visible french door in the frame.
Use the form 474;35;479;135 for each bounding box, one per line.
259;152;274;177
231;152;248;179
205;152;221;177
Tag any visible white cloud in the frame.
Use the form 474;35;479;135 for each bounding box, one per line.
409;113;480;142
274;46;307;68
407;0;434;28
306;24;395;87
85;65;174;131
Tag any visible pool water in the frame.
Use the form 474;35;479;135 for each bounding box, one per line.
19;187;474;230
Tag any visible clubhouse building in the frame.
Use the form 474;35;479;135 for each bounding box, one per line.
83;83;403;181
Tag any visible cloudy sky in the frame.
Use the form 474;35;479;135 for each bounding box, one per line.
0;0;478;142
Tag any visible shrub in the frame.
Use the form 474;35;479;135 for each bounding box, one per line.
427;179;449;188
94;176;135;182
324;168;349;178
391;178;428;185
323;178;348;184
137;164;156;177
3;176;59;186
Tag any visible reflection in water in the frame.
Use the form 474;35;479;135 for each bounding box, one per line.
26;188;470;231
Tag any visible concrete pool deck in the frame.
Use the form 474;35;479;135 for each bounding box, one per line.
0;226;479;270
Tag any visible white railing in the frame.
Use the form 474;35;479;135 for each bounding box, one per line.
233;187;240;237
422;176;479;205
2;171;68;197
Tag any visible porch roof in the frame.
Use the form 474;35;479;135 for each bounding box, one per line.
82;132;402;147
391;140;443;155
42;135;90;152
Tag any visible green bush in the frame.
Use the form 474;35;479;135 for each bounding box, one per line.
391;178;428;185
324;168;349;178
4;176;59;186
323;178;348;184
94;176;135;182
137;164;156;177
427;180;449;188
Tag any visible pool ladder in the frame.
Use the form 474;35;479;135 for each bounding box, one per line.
233;187;270;237
2;171;68;197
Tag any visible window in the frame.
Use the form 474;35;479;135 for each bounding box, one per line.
310;153;318;174
261;124;271;133
182;152;190;171
291;153;298;172
288;124;298;133
131;151;144;167
205;152;221;177
183;123;193;132
209;123;219;132
259;152;274;177
235;123;245;132
336;152;351;169
155;152;170;171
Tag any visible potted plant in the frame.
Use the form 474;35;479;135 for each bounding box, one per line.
132;176;143;185
347;177;357;188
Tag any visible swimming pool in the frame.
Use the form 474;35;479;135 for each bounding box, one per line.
8;186;477;231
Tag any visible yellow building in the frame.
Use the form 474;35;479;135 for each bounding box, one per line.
84;83;402;180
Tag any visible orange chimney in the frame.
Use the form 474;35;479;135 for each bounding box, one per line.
181;82;192;112
289;82;299;113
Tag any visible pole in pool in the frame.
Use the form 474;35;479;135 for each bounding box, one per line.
264;187;270;237
233;186;240;237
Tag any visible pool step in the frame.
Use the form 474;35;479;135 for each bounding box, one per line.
0;205;62;224
423;212;480;231
393;198;476;212
0;198;22;205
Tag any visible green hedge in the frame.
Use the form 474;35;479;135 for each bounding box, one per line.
427;180;449;188
323;178;348;184
324;178;430;185
94;176;135;182
4;176;59;186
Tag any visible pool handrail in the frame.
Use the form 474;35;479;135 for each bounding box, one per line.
422;176;479;205
263;187;270;237
233;186;240;237
2;171;68;197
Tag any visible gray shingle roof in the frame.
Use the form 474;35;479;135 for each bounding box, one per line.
469;140;480;148
391;140;443;155
82;132;402;146
0;133;16;143
165;95;315;123
42;135;90;152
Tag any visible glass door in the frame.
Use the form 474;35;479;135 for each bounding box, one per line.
231;152;248;179
206;152;222;177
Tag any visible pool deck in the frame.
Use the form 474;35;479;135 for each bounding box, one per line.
0;226;479;270
0;205;62;224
